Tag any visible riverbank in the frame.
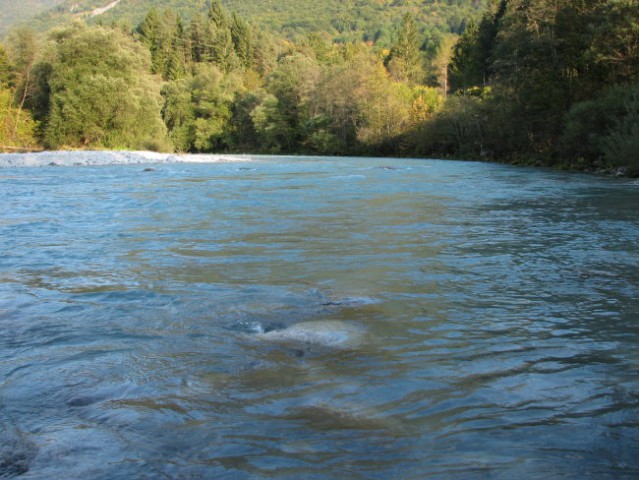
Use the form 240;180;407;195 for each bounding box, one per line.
0;150;252;168
1;150;636;179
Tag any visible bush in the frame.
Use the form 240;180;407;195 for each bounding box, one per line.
562;83;639;169
411;94;484;158
602;90;639;174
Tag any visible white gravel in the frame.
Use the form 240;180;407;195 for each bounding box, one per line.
0;151;253;168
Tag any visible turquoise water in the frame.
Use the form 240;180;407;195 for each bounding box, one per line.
1;155;638;478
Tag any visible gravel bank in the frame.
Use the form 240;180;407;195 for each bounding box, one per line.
0;151;252;168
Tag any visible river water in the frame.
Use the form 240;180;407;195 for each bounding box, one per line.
1;155;638;479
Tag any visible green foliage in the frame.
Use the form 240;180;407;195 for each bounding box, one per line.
603;101;639;175
136;4;254;78
161;77;195;152
258;52;321;152
0;0;636;174
25;0;489;50
230;12;253;68
44;23;169;150
599;84;639;173
419;0;639;170
561;83;639;173
229;89;263;151
386;13;423;85
308;58;368;154
449;0;505;93
190;63;241;150
0;85;39;148
429;34;457;94
0;45;12;86
0;0;62;36
411;93;484;158
160;62;244;152
138;8;191;80
562;85;630;167
250;93;289;152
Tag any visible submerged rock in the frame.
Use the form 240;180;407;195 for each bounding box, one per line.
254;320;365;349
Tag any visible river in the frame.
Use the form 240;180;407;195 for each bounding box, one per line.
1;154;638;479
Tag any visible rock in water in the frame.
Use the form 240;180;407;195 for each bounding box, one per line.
254;320;364;349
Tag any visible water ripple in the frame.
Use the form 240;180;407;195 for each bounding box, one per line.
0;157;638;478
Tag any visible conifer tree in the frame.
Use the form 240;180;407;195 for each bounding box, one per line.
230;12;253;68
207;0;229;31
386;12;423;85
449;0;506;94
190;15;206;64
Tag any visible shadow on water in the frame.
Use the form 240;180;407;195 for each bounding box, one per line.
0;427;37;478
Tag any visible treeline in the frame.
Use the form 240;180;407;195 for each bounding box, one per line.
0;2;446;154
29;0;488;49
0;0;637;173
429;0;639;173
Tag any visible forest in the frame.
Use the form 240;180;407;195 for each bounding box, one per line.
0;0;637;173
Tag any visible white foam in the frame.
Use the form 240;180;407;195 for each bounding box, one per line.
255;320;365;349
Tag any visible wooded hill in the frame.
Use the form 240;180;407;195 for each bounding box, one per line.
0;0;62;36
1;0;637;173
7;0;489;48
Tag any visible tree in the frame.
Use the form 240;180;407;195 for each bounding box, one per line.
308;51;372;153
386;12;424;85
562;82;639;170
250;93;289;152
431;34;458;95
138;8;190;80
449;20;481;94
190;63;242;151
161;77;195;152
256;53;321;151
207;0;228;30
190;14;206;64
449;0;506;94
0;46;38;149
45;23;169;151
5;28;38;140
483;0;575;156
0;84;38;149
230;89;264;151
230;12;253;68
0;45;12;87
602;87;639;174
590;0;639;87
358;77;417;155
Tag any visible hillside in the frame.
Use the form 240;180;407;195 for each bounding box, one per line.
0;0;64;36
20;0;488;47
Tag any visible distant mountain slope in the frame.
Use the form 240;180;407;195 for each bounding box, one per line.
0;0;64;36
22;0;488;46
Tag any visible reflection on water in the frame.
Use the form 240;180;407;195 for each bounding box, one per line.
1;156;638;479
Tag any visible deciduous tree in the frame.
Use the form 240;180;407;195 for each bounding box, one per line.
45;23;169;151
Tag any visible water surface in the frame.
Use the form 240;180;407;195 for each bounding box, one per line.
1;155;638;478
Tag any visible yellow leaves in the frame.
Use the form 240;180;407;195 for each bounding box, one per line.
0;86;39;149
